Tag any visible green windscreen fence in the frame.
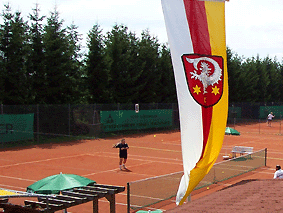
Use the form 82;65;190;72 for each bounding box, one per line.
228;106;242;118
128;149;267;210
0;114;34;142
259;106;283;119
100;109;173;132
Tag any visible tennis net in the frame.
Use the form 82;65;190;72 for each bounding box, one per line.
127;148;267;211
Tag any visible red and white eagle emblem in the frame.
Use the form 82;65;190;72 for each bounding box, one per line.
182;54;224;108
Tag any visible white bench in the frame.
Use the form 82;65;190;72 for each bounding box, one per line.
231;146;253;158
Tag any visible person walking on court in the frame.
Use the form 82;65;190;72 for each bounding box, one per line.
267;112;275;127
273;165;283;179
113;139;129;170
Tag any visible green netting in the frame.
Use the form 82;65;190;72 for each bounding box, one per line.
128;149;266;210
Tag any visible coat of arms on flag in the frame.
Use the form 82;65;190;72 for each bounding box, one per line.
182;54;224;108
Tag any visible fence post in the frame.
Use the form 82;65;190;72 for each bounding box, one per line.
68;104;71;136
259;119;260;134
1;104;3;114
232;104;236;129
280;115;282;135
37;104;39;142
265;148;267;166
127;183;130;213
93;104;96;125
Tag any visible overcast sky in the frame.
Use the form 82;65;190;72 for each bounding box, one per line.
2;0;283;60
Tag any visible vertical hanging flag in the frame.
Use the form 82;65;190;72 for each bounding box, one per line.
161;0;229;205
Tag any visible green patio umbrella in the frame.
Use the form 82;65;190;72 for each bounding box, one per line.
27;173;96;194
225;127;240;135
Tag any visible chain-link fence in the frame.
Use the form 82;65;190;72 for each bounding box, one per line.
1;102;283;145
0;103;180;145
228;102;283;135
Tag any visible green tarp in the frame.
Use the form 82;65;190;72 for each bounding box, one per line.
225;127;240;135
0;114;34;142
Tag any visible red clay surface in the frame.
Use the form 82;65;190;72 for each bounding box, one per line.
0;120;282;212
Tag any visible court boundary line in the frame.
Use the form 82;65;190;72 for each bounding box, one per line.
0;154;87;168
0;184;26;190
130;145;181;153
88;152;182;162
0;175;36;182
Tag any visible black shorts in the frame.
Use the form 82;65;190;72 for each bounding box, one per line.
119;152;127;159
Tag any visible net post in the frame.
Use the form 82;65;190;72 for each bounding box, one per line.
127;182;130;213
265;148;267;166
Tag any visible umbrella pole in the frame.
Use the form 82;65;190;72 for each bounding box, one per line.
46;197;50;213
93;198;98;213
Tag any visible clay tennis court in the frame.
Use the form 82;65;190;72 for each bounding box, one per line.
0;120;282;212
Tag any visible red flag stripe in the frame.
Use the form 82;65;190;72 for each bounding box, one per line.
183;0;213;159
183;0;211;54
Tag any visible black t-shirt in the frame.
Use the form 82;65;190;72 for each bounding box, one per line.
116;143;128;155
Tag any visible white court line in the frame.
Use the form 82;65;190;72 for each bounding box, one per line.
83;168;121;176
267;150;283;155
93;152;183;162
86;152;183;168
0;154;87;168
0;175;36;182
0;184;26;190
130;145;181;153
162;141;181;145
251;170;274;175
0;152;181;181
84;161;161;177
129;157;182;165
87;153;183;165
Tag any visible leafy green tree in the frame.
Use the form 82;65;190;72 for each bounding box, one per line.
28;3;46;104
136;29;161;103
105;24;142;103
66;22;86;103
264;57;281;102
85;24;110;103
254;55;270;102
240;57;259;102
43;7;76;104
156;43;176;102
226;47;244;102
0;4;30;104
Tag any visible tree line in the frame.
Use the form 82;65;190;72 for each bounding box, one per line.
0;4;283;105
227;48;283;103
